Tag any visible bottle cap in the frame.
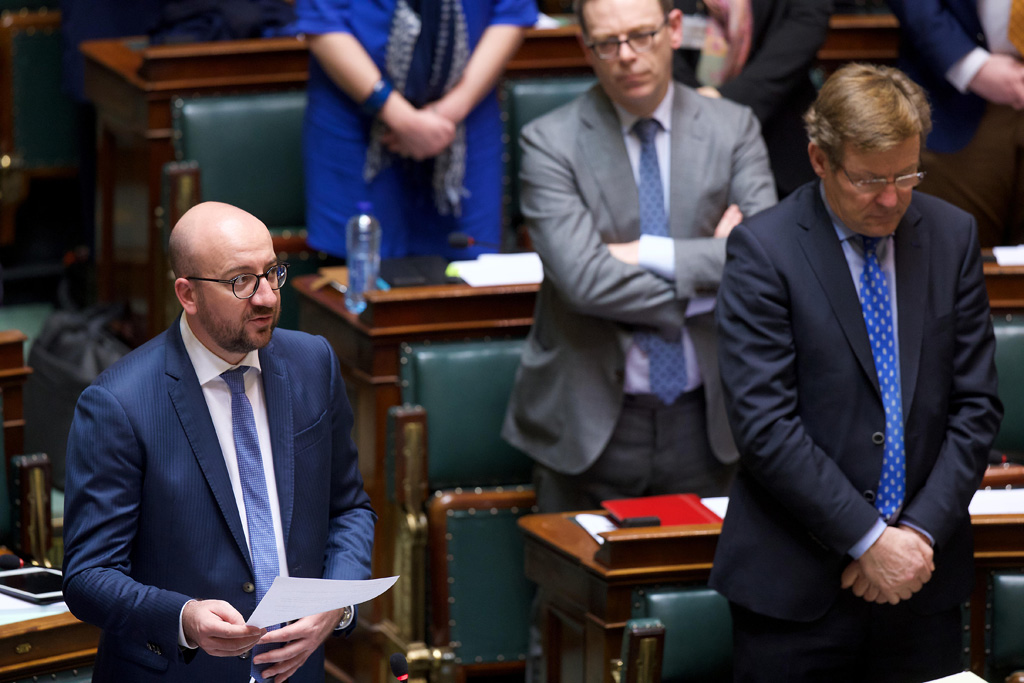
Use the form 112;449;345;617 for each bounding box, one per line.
357;201;374;215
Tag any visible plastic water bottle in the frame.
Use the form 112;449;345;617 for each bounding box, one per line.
345;201;382;314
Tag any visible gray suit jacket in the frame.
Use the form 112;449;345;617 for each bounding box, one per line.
502;83;777;476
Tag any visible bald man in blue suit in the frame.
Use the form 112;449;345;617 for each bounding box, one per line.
62;202;376;682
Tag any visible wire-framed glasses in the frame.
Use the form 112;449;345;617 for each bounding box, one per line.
186;262;290;300
586;17;668;60
840;166;927;195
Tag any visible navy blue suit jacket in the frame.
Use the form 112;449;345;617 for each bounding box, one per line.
886;0;988;154
710;182;1001;621
62;319;376;682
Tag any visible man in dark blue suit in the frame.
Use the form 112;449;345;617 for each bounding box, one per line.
62;202;376;682
711;64;1002;682
887;0;1024;247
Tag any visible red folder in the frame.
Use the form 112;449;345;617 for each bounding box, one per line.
601;493;722;527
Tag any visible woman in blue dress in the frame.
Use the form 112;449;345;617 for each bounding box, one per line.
294;0;538;260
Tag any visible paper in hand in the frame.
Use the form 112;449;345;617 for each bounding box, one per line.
246;575;399;628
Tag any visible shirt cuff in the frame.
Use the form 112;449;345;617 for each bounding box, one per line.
179;600;197;649
946;47;990;94
848;517;887;559
899;521;935;547
638;234;676;280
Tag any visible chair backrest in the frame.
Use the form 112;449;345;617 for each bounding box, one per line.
171;90;307;229
0;391;12;543
992;315;1024;456
8;18;79;169
633;585;733;683
399;338;532;489
501;76;596;232
987;570;1024;681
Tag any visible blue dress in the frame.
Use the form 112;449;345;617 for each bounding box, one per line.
293;0;538;260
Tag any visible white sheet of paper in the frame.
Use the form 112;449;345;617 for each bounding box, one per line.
246;575;398;629
700;496;729;520
924;671;985;682
0;594;68;627
969;488;1024;515
993;245;1024;266
575;513;616;545
448;252;543;287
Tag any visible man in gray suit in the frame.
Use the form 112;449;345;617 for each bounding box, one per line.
502;0;776;513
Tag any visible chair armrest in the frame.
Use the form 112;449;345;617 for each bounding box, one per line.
10;452;52;565
615;618;665;683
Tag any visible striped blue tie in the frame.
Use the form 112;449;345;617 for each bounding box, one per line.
858;236;905;519
222;367;279;682
632;118;688;405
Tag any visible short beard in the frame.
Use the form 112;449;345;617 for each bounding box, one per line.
195;290;279;356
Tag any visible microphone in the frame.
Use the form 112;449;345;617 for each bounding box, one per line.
447;232;502;250
0;554;24;570
389;653;409;682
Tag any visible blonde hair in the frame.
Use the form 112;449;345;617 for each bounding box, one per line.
804;62;932;168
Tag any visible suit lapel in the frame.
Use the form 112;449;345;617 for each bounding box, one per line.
894;202;927;420
164;321;252;567
259;341;294;551
578;88;642;241
669;85;707;238
795;188;879;394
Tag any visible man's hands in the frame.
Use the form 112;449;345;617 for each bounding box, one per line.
251;608;347;682
181;599;265;656
968;54;1024;110
840;526;934;605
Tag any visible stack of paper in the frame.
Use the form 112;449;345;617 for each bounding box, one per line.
447;253;543;287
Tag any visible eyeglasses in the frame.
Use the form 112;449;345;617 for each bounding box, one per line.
840;166;927;195
586;17;668;60
186;262;290;300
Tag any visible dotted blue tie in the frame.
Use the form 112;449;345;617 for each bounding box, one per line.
222;367;279;682
858;237;905;519
632;118;688;405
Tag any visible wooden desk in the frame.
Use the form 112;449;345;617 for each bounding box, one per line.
985;259;1024;313
520;512;1024;683
0;611;99;682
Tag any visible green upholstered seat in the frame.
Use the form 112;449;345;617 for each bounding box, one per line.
399;338;532;489
992;315;1024;458
632;585;733;683
501;76;596;234
10;24;78;169
988;571;1024;681
439;499;535;664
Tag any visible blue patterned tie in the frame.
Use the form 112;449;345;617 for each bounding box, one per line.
858;237;905;519
222;367;279;682
632;118;688;405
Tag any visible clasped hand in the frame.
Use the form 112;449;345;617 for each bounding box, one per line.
840;526;934;605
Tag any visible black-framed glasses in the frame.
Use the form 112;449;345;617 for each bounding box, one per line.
186;262;290;299
840;166;927;195
586;17;668;60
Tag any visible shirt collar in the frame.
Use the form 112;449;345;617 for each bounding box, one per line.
614;81;674;138
179;315;262;387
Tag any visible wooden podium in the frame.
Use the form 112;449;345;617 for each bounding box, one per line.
520;512;1024;683
0;611;99;682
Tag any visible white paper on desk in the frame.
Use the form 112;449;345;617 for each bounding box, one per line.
700;496;729;520
575;513;616;545
246;575;398;629
993;245;1024;265
449;252;543;287
969;488;1024;515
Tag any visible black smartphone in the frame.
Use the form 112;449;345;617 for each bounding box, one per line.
0;567;63;604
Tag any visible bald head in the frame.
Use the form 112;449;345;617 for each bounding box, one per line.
168;202;273;279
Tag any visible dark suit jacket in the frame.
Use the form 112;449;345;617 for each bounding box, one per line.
886;0;988;154
62;319;376;682
709;182;1002;621
673;0;832;195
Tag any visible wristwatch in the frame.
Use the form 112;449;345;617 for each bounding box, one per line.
336;605;354;631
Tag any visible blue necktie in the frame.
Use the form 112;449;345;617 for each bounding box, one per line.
858;236;905;519
632;118;688;405
222;367;279;682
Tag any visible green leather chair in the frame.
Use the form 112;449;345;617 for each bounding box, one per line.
163;90;322;330
628;585;733;683
987;570;1024;682
992;315;1024;461
616;618;666;683
386;338;535;680
500;75;596;239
